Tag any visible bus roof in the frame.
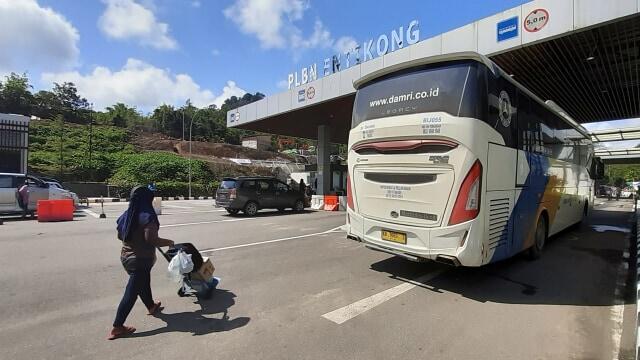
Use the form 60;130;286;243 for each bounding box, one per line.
353;51;591;140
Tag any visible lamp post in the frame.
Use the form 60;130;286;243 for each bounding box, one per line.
88;103;93;181
182;109;185;141
188;111;195;198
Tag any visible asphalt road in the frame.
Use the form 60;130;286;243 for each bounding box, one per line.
0;199;635;360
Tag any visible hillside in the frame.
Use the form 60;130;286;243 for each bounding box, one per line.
27;120;280;186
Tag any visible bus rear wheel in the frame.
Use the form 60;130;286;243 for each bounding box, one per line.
527;215;547;260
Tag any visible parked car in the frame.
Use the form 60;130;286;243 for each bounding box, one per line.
215;176;306;216
0;173;79;215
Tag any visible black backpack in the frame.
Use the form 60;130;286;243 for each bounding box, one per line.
166;243;204;272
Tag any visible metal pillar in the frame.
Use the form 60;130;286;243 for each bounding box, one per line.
317;125;331;195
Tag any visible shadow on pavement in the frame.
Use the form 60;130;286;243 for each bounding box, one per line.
131;288;250;337
370;204;634;307
223;209;317;218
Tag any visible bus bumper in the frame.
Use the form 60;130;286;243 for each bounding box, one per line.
347;210;484;267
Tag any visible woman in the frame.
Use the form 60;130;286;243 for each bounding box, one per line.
109;185;174;340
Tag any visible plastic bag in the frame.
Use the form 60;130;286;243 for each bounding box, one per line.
167;250;194;282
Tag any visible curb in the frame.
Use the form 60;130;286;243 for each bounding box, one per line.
634;200;640;360
86;197;214;203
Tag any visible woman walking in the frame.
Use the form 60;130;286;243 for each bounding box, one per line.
109;185;174;340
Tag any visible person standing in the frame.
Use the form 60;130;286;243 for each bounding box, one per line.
299;179;306;195
109;185;174;340
17;180;29;218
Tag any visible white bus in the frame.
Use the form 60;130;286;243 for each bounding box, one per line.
346;52;601;267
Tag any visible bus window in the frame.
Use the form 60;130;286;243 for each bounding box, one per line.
352;61;483;127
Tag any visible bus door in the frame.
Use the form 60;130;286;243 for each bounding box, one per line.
484;78;518;263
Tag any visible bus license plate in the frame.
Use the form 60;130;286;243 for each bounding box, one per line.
381;230;407;244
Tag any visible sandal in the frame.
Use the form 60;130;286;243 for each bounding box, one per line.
147;301;162;315
107;325;136;340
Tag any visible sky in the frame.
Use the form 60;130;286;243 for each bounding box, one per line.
0;0;638;147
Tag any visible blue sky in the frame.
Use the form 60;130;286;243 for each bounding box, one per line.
1;0;638;145
2;0;530;111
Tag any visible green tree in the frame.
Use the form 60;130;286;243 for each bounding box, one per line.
0;72;34;115
32;90;61;119
102;103;142;127
52;82;90;123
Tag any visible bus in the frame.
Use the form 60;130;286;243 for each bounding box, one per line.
345;52;602;267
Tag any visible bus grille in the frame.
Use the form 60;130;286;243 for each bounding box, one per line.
488;198;510;249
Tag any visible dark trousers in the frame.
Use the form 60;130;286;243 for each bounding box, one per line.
113;257;155;327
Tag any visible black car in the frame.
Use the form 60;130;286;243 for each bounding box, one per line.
215;176;306;216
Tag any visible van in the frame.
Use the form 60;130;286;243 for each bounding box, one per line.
215;176;306;216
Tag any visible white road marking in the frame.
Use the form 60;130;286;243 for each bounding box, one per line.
160;218;256;228
322;269;445;325
162;204;193;209
609;237;629;360
80;208;100;218
200;226;344;253
162;209;227;214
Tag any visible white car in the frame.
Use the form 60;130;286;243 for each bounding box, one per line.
45;181;80;206
621;189;633;198
0;173;78;215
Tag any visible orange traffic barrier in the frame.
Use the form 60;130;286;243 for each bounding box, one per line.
323;195;339;211
37;199;74;222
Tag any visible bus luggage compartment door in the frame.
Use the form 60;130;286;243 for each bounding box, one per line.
353;166;454;227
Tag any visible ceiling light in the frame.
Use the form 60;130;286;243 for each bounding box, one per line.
586;56;595;61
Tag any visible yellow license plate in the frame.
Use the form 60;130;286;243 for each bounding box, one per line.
381;230;407;244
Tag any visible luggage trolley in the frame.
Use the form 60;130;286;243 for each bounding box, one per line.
157;243;218;299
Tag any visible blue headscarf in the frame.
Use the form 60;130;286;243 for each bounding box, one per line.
116;185;159;242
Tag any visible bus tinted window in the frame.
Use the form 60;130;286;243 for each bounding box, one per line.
352;62;482;128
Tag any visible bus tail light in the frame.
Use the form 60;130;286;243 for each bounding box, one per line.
448;160;482;226
347;174;354;210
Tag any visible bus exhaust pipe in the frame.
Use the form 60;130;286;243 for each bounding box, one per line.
435;255;461;267
347;234;362;242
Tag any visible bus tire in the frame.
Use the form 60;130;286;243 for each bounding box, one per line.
527;215;547;260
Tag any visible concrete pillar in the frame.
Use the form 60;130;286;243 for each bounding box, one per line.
317;125;331;195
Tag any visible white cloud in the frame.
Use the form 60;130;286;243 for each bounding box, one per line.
276;79;289;89
41;59;245;111
223;0;306;49
333;36;357;54
291;20;332;50
191;1;201;8
0;0;79;75
213;81;247;107
98;0;177;50
225;0;335;52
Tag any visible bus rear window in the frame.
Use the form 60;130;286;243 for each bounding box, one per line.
352;61;483;128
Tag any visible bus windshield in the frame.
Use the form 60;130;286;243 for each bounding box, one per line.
352;61;484;128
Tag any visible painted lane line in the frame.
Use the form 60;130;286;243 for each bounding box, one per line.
200;226;344;253
80;208;100;219
162;209;227;215
160;218;256;228
322;269;445;325
162;204;193;209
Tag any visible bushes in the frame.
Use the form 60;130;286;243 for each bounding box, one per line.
110;152;214;185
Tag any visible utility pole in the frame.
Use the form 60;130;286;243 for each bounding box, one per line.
188;115;193;198
59;115;64;178
182;109;185;141
88;103;93;181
